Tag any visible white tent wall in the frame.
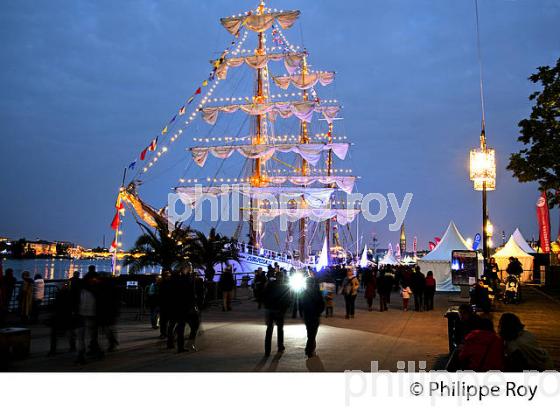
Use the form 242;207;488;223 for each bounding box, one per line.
493;235;534;282
418;221;478;291
418;258;484;291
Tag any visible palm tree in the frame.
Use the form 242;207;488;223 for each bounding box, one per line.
189;228;240;281
124;220;194;274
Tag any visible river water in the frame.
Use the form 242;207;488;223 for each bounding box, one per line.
1;258;159;280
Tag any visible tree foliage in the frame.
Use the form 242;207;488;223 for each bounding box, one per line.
507;58;560;207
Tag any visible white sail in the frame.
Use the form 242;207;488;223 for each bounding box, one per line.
190;142;348;167
273;71;335;90
216;52;306;79
268;175;355;194
315;237;329;271
201;101;340;125
359;243;369;268
220;10;300;36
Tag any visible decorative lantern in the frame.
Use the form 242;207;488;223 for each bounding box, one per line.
469;147;496;191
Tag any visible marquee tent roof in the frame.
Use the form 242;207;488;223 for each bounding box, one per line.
512;228;535;254
494;235;534;259
379;252;399;266
420;221;471;262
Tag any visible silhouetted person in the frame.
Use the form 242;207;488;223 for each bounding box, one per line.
499;313;553;371
96;275;120;352
424;271;436;311
253;267;267;309
2;268;16;312
411;266;425;311
506;257;523;277
77;268;101;364
31;274;45;323
158;271;172;339
363;267;377;311
471;279;491;313
48;283;77;356
219;266;235;311
301;274;325;358
458;318;504;371
19;271;33;322
262;272;290;356
377;271;392;311
167;271;200;352
147;277;161;329
341;268;359;319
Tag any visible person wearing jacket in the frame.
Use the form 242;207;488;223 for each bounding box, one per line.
219;266;235;312
499;313;554;371
18;271;33;322
167;271;200;353
424;271;436;311
363;267;377;312
341;268;360;319
30;274;45;323
262;272;291;356
410;266;425;312
301;273;325;358
458;318;504;371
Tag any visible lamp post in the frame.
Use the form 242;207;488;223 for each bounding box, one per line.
469;129;496;263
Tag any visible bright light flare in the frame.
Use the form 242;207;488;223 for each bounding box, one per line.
289;272;306;292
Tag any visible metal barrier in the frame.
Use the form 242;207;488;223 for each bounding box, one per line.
6;280;63;313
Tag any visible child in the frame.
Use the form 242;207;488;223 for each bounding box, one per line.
400;283;412;311
321;282;335;317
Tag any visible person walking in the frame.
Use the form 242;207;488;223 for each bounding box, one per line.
166;270;200;353
301;273;325;358
76;270;101;364
341;268;359;319
424;271;436;311
147;277;161;329
253;267;267;309
411;266;425;311
158;271;172;339
262;272;290;357
19;271;34;322
400;282;412;311
1;268;16;313
377;270;392;312
96;275;120;352
219;266;235;312
364;268;377;311
47;283;77;356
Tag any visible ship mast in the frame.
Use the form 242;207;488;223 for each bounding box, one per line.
299;55;309;263
249;2;267;248
325;122;334;266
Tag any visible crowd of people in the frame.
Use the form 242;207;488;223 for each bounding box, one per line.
0;259;556;371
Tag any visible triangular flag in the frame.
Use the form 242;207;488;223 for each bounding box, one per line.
128;161;136;170
110;211;120;230
195;87;201;95
179;106;186;115
140;147;148;161
169;115;176;124
148;137;158;151
109;240;118;251
187;96;195;105
202;80;208;87
162;126;168;134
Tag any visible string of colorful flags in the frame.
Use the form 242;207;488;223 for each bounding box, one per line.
125;29;249;176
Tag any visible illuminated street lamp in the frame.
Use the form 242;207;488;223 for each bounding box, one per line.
470;129;496;263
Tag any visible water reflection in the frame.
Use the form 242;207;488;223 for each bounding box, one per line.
1;258;159;280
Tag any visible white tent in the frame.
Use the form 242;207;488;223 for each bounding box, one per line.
512;228;536;254
379;252;399;266
493;235;534;282
418;221;483;291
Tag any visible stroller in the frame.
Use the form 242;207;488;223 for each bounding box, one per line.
503;274;521;304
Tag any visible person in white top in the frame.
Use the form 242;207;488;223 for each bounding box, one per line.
31;274;45;322
400;283;412;312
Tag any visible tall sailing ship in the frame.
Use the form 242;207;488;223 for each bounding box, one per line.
112;2;363;274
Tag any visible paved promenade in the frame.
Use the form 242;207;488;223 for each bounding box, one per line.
4;286;560;372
